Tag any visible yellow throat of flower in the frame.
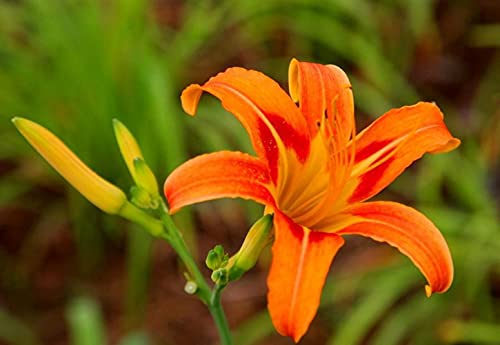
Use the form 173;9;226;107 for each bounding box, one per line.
276;113;356;231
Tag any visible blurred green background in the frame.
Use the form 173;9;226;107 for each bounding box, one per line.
0;0;499;344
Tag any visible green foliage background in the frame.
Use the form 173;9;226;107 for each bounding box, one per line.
0;0;498;344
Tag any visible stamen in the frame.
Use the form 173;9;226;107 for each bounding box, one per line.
292;95;356;227
350;129;416;178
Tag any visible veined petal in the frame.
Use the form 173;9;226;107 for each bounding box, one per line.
348;102;461;203
337;201;453;296
267;211;344;342
288;58;354;140
181;67;310;184
164;151;275;213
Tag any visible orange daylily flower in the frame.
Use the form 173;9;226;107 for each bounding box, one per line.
164;59;460;342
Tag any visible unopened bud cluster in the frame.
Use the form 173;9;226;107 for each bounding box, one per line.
206;245;230;285
206;215;273;286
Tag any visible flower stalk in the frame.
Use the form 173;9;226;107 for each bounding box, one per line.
14;118;234;345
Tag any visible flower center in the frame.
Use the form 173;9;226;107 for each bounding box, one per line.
276;115;356;231
277;134;333;228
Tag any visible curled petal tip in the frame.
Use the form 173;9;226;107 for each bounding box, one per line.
425;285;433;298
181;84;203;116
338;202;453;302
288;58;300;102
431;137;461;154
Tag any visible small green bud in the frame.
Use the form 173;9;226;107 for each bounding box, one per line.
205;244;229;271
211;268;228;285
220;253;229;267
213;244;225;258
227;214;273;281
205;249;220;270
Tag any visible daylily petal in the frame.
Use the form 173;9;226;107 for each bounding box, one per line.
348;102;460;203
288;58;354;141
164;151;275;213
337;201;453;296
267;211;344;342
181;67;310;184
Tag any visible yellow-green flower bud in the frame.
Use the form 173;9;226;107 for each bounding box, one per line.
133;158;159;197
113;119;159;197
13;117;127;214
113;119;143;178
228;214;273;281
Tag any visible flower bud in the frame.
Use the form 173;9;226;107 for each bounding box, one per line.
133;158;159;197
211;268;229;286
113;119;143;178
13;117;127;214
205;244;229;270
205;249;221;270
228;214;273;281
113;120;159;196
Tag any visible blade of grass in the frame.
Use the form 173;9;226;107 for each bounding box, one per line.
440;320;500;344
327;266;419;345
126;225;153;326
232;311;274;345
66;296;107;345
372;294;441;345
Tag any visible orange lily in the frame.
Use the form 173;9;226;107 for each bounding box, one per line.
164;59;460;342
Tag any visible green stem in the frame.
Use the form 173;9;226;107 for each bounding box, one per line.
160;216;212;303
120;202;163;237
122;200;233;344
209;284;233;345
